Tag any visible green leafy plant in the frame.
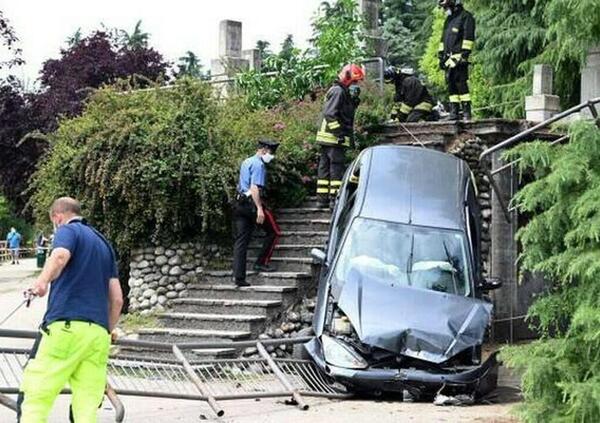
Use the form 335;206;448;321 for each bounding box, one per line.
501;121;600;422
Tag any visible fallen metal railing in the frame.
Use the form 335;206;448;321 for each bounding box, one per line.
479;97;600;222
0;329;350;421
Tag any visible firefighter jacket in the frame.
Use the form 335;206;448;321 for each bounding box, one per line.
438;5;475;67
392;74;435;116
316;81;357;148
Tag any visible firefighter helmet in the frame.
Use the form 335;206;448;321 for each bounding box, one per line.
384;66;397;82
338;64;366;86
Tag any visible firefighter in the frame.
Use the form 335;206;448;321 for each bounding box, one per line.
438;0;475;121
384;66;435;123
316;63;365;209
232;139;282;287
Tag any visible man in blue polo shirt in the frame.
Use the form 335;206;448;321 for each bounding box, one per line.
6;227;22;264
232;139;281;286
18;197;124;423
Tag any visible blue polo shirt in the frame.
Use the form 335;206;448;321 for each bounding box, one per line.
43;219;118;331
237;154;267;194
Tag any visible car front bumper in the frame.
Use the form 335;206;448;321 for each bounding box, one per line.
306;338;499;398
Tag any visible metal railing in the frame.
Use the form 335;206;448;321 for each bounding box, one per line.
0;329;350;421
479;98;600;222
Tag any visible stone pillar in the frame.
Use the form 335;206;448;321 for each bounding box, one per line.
581;46;600;117
525;64;561;122
360;0;386;87
243;49;262;72
211;20;249;97
489;152;519;342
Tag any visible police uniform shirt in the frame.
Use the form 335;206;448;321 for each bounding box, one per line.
238;154;267;195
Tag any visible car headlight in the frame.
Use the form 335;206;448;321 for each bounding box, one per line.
322;334;368;369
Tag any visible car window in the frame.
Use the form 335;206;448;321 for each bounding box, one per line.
331;218;471;297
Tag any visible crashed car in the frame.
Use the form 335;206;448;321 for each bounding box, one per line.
307;145;503;401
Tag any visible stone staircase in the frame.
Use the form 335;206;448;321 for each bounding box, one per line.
135;197;329;358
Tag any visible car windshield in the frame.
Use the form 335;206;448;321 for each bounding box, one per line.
331;218;471;296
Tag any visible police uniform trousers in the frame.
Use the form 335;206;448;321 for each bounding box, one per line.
446;63;470;104
316;145;346;202
232;197;281;282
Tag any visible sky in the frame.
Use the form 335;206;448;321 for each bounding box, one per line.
0;0;324;88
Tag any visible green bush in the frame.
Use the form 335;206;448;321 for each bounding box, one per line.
501;121;600;422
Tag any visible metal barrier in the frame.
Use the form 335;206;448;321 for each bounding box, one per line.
0;329;350;421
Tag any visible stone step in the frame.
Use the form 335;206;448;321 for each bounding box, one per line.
277;219;330;232
136;327;251;344
168;298;283;317
200;270;312;287
249;244;324;259
159;312;266;335
253;231;328;246
247;257;312;273
275;208;332;220
187;284;298;303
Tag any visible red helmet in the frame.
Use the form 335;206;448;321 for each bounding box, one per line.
338;64;366;87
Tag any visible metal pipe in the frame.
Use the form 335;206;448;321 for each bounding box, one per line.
105;384;125;423
480;97;600;162
256;342;309;411
172;344;224;417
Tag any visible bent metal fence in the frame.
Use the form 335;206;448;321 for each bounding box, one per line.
0;329;350;422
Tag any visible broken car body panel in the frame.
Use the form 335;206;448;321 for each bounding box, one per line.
336;269;492;364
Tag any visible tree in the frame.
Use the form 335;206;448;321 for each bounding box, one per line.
66;28;82;47
0;10;24;70
255;40;272;63
382;0;437;68
502;122;600;422
175;51;206;79
279;35;297;62
119;20;149;49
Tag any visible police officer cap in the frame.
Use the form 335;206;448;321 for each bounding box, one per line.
257;139;280;152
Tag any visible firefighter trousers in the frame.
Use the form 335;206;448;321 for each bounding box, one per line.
446;64;470;104
232;199;281;282
316;145;346;202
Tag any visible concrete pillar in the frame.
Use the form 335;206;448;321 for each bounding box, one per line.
360;0;386;86
242;49;262;72
525;64;560;122
581;46;600;117
211;20;249;97
218;20;242;58
489;152;519;343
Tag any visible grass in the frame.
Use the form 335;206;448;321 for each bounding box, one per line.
119;312;161;333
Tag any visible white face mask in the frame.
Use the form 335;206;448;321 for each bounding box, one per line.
262;153;275;164
446;8;452;16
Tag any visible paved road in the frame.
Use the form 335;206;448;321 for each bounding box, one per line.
0;259;520;422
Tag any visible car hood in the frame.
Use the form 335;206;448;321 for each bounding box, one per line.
335;269;492;364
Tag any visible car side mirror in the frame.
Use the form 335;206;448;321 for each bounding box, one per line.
480;277;503;291
311;248;327;265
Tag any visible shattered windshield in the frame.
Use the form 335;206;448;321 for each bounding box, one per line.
332;218;471;296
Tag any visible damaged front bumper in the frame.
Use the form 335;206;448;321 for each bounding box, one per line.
306;338;499;399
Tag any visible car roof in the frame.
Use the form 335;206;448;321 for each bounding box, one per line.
358;145;471;231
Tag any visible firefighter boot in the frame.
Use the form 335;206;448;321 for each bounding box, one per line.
462;102;472;121
448;103;460;121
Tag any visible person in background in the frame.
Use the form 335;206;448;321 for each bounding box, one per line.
18;197;123;423
232;139;282;287
6;226;22;265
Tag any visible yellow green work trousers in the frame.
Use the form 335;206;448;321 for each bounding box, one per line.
19;321;110;423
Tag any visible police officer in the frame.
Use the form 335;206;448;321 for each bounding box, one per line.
384;66;435;123
438;0;476;121
232;139;282;287
316;63;365;209
19;197;123;423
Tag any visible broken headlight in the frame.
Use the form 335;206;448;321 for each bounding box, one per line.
322;334;368;369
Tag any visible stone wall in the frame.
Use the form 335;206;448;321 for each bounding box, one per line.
127;242;224;314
